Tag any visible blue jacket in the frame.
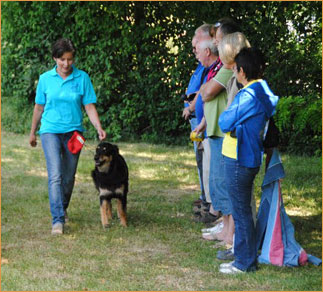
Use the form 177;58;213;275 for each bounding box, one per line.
186;62;205;96
219;79;279;168
256;149;322;267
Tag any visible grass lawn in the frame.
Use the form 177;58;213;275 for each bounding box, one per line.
1;131;322;291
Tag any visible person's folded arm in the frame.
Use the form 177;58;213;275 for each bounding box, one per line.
219;91;255;133
200;79;225;102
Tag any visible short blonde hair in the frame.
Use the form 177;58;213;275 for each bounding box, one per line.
218;32;251;65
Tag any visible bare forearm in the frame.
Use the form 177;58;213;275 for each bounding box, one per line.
85;103;107;140
85;104;103;130
30;104;44;134
189;91;199;111
195;117;207;134
182;92;199;120
29;104;44;147
200;79;224;102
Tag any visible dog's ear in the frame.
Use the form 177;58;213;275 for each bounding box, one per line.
113;145;119;155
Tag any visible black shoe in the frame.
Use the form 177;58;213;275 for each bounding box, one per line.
194;212;221;223
193;199;203;206
193;202;210;215
217;249;235;261
201;212;221;223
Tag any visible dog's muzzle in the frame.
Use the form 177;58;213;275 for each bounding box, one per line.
94;154;104;167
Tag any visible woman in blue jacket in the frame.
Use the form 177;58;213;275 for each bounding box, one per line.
218;48;279;274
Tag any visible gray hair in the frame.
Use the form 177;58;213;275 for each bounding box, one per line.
198;38;218;55
195;23;213;37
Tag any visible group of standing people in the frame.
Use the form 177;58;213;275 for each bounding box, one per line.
183;19;279;274
28;19;278;275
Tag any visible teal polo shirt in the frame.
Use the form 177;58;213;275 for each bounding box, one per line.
35;65;97;134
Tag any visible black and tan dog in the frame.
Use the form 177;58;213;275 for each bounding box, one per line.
91;142;129;228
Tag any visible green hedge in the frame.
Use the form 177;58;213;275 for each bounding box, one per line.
275;95;322;156
1;1;322;154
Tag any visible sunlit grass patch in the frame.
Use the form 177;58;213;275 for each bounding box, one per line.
1;132;322;291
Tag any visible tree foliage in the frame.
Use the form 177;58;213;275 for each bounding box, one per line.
1;1;322;154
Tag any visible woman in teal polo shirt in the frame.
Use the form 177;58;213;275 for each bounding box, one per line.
29;38;106;235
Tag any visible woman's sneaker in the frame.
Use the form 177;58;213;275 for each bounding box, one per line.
51;222;64;235
219;261;235;269
219;261;245;274
219;265;244;275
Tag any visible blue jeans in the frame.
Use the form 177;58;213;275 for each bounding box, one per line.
40;132;81;225
208;137;231;215
224;156;260;271
189;117;205;201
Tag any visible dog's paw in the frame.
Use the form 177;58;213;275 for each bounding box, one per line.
102;224;110;229
120;221;128;227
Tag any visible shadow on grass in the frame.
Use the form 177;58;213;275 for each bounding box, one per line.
290;214;322;256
